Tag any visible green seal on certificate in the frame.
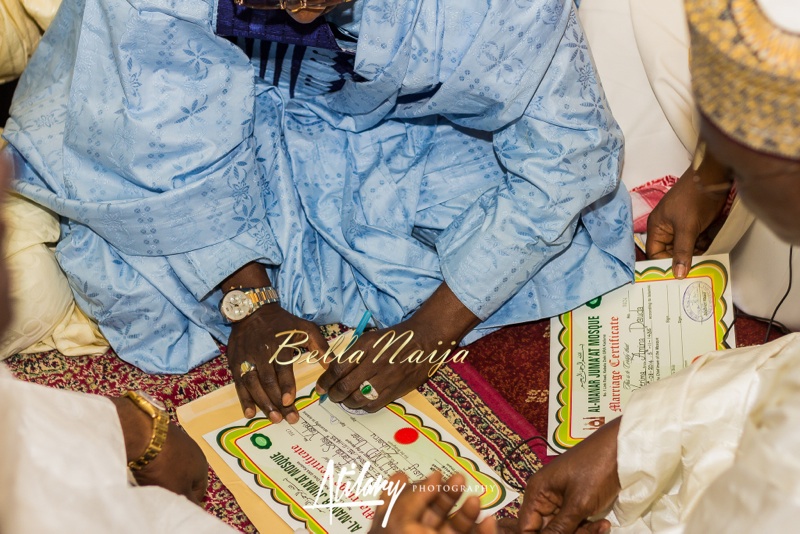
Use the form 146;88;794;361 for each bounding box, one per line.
250;433;272;450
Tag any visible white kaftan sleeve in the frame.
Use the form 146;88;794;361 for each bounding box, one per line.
613;333;800;530
0;367;234;533
682;337;800;532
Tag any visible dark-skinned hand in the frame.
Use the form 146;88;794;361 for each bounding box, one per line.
227;302;329;423
646;153;731;279
370;471;497;534
315;315;459;412
316;283;479;412
111;396;208;504
516;417;622;534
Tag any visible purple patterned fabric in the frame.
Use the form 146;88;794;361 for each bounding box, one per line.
215;0;342;50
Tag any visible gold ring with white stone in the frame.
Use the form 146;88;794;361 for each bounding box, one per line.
240;361;257;378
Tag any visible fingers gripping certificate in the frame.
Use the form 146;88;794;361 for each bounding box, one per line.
548;255;736;453
202;384;517;533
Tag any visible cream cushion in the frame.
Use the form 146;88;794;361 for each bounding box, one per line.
0;0;48;84
17;0;59;29
0;188;108;359
1;0;108;358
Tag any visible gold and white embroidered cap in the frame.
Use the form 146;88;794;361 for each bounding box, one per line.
686;0;800;159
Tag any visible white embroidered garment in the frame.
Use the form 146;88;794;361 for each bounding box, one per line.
0;367;234;533
611;333;800;533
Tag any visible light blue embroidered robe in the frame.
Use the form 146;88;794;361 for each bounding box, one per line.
3;0;634;373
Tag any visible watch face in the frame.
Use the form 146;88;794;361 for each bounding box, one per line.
136;390;166;411
221;289;255;322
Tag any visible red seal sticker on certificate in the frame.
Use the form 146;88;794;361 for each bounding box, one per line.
393;428;419;445
205;385;517;533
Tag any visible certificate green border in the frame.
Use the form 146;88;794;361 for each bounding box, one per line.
552;259;732;450
216;392;507;533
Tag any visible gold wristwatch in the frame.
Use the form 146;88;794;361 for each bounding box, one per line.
220;286;280;323
124;390;169;471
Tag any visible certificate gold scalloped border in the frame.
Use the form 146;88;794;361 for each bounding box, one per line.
552;259;731;450
216;392;507;533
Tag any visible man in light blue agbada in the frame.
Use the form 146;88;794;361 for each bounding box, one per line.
3;0;633;422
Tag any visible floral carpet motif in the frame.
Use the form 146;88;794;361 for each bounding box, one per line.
7;313;781;532
5;324;540;533
462;312;786;452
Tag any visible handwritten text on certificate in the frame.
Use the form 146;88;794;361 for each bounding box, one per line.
548;255;735;452
205;385;517;534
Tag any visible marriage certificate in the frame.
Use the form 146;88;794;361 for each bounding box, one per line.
178;351;517;534
547;255;736;453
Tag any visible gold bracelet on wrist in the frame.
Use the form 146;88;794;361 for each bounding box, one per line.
123;390;169;471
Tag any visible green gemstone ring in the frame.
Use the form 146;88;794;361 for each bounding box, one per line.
359;380;379;400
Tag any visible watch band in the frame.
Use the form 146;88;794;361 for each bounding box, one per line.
124;390;170;471
245;286;280;307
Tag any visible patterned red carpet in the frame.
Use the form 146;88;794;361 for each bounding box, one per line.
5;313;784;532
463;312;787;447
5;324;541;533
